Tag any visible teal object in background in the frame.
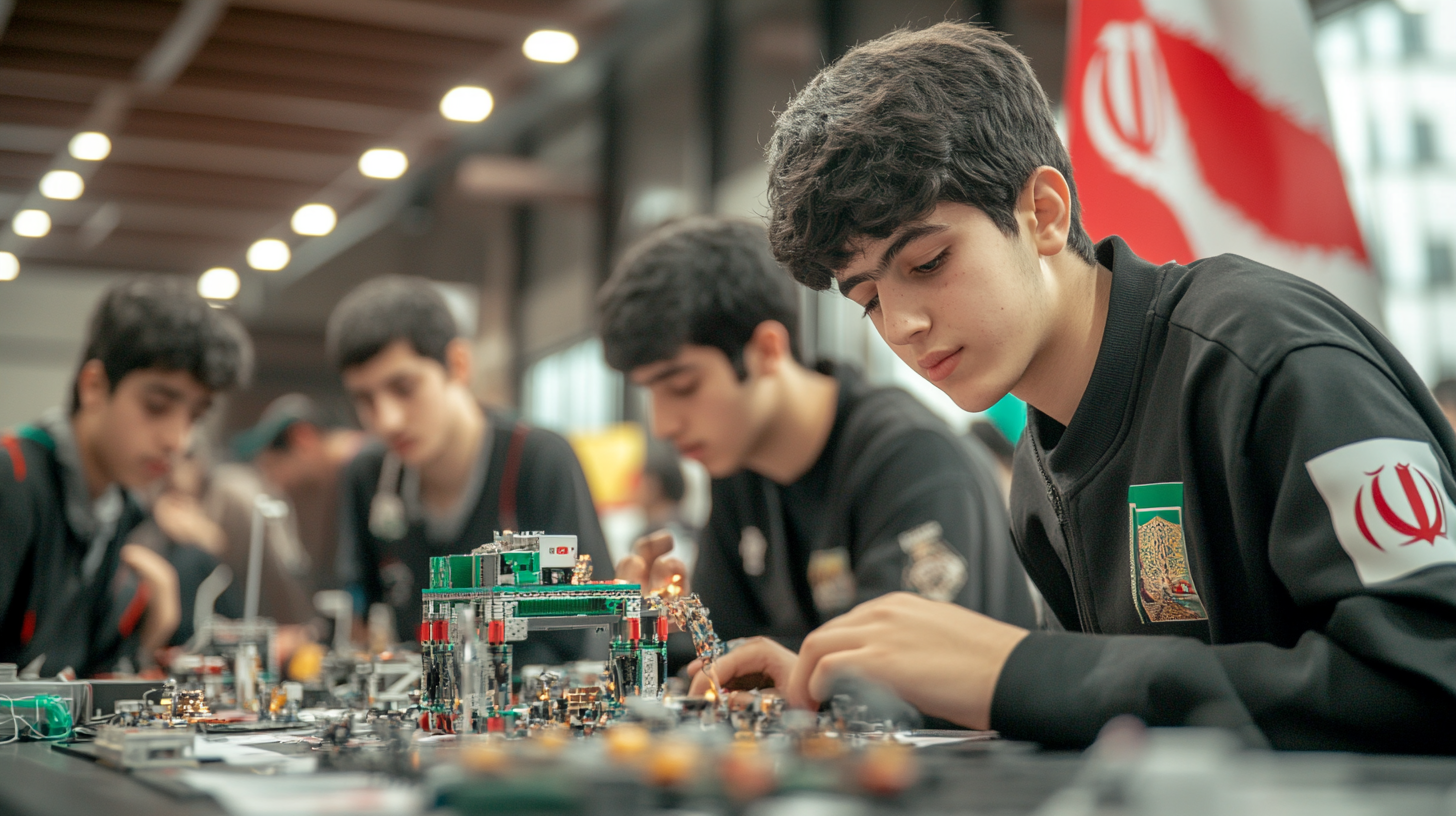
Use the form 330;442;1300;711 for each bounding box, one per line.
983;393;1026;444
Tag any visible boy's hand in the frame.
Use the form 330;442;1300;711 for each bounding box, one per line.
614;530;690;595
687;636;798;695
785;592;1029;730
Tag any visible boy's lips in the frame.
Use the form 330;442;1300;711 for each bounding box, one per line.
918;347;964;382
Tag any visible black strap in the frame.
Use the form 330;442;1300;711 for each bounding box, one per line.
497;423;530;531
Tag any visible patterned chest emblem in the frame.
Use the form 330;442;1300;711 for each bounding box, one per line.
898;521;968;602
1128;482;1207;623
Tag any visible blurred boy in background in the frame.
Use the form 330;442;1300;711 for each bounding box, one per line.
0;276;251;677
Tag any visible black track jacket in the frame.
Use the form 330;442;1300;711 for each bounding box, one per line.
695;363;1037;653
997;236;1456;753
339;410;612;663
0;423;144;677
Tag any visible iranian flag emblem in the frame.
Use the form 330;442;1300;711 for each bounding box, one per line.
1066;0;1380;326
1307;438;1456;585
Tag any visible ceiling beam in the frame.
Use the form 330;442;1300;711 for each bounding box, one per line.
136;0;229;92
228;0;556;43
265;0;678;299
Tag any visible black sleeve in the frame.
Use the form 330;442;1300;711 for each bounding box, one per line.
0;443;36;640
516;429;613;580
337;452;384;613
992;346;1456;752
846;429;1037;628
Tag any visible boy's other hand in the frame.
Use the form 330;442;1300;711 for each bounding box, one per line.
615;530;690;595
687;636;797;695
786;592;1029;730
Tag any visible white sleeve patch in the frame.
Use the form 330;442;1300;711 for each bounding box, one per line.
1305;437;1456;585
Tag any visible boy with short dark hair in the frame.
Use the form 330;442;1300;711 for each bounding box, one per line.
704;22;1456;753
0;276;252;677
329;275;611;662
598;217;1036;660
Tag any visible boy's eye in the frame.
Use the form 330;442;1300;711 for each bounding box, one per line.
667;379;699;397
860;296;880;318
915;250;947;273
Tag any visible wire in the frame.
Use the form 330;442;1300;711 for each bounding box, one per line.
0;695;74;743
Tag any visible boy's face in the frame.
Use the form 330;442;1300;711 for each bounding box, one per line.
84;366;213;490
342;340;457;468
837;201;1048;413
630;344;773;479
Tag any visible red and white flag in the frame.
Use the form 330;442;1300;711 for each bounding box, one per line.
1066;0;1381;326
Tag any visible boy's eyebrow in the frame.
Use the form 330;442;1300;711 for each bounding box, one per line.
641;362;694;386
143;382;185;402
836;222;948;296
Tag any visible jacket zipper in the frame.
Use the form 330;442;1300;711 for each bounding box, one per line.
1030;438;1097;633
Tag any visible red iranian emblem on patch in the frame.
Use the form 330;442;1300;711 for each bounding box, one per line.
1354;464;1447;550
1307;438;1456;586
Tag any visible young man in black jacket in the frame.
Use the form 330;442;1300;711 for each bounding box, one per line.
701;22;1456;753
328;276;611;663
0;276;251;677
598;217;1036;665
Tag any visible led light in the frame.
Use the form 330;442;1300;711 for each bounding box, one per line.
440;86;494;123
247;238;290;271
0;252;17;281
197;266;240;300
291;203;337;236
358;148;408;179
39;170;84;200
12;209;51;238
523;30;578;63
68;131;111;161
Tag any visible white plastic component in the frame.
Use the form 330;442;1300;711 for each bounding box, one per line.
538;535;578;568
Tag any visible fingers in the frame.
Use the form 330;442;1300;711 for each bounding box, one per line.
805;647;876;705
785;626;875;710
615;554;648;585
686;637;797;696
650;555;690;594
632;530;675;562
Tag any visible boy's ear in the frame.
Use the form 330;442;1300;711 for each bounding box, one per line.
1020;166;1073;258
744;320;793;377
444;337;473;385
75;359;111;412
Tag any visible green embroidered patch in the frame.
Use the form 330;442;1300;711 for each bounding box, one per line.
1128;482;1206;623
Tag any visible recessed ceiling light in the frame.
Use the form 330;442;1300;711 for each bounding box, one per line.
247;238;290;271
68;132;111;161
0;252;17;281
359;148;408;180
291;203;337;236
440;86;494;123
198;266;240;300
40;170;84;200
524;30;578;64
12;209;51;238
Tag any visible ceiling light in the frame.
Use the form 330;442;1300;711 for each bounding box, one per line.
523;30;578;63
12;209;51;238
247;238;290;271
197;266;240;300
291;203;337;236
359;148;408;180
68;132;111;161
0;252;17;281
440;86;494;123
39;170;84;200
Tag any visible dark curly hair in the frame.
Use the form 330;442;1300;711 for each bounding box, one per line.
71;275;253;413
766;21;1094;290
598;217;801;379
326;275;458;372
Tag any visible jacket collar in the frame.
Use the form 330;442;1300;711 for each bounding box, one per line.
1032;236;1164;482
35;407;125;575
